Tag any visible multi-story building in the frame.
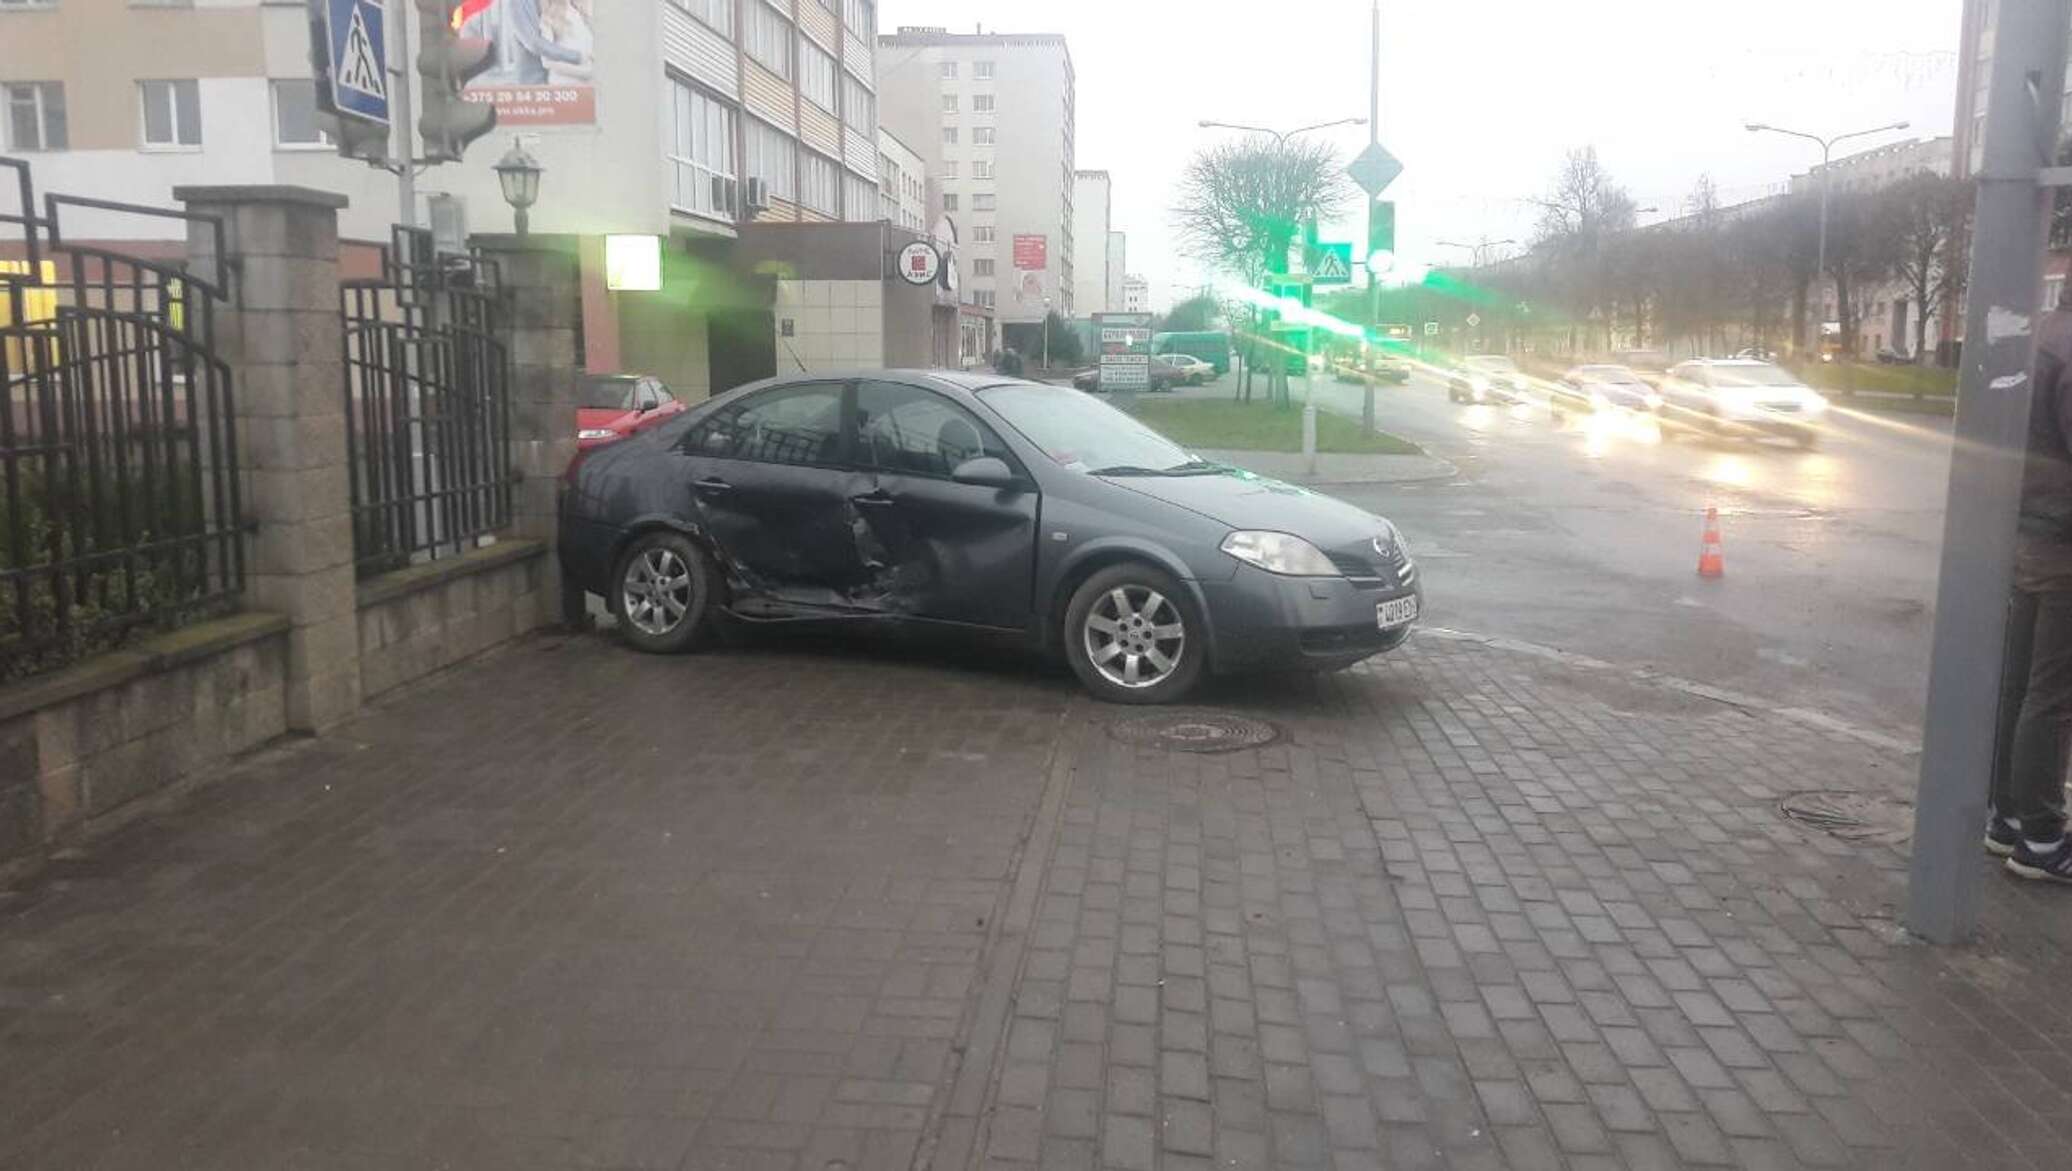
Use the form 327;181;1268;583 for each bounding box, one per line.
878;128;928;233
1122;274;1148;314
1787;137;1951;198
876;26;1074;347
1107;230;1128;314
1071;170;1112;315
1786;137;1953;360
0;0;974;394
1953;0;2072;178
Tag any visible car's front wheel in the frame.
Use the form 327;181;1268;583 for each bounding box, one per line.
611;531;719;654
1063;565;1206;704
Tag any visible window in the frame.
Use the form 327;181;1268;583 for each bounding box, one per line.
746;2;792;80
940;61;958;80
857;381;1014;478
942;161;958;179
801;151;840;217
844;172;877;222
975;60;996;80
973;161;993;180
974;127;995;146
841;74;873;133
942;126;958;144
744;117;797;201
942;193;959;211
973;259;995;276
942;94;959;114
270;79;327;148
973;193;996;211
973;94;995;113
974;290;995;309
686;384;845;466
138;79;200;148
973;225;995;243
799;37;836;111
669;75;738;219
2;83;65;152
842;0;874;34
676;0;733;36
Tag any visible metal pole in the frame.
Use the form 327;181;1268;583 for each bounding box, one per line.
1364;0;1380;435
1908;0;2070;943
392;1;417;228
1814;139;1831;357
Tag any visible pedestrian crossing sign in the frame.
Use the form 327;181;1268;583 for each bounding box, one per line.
1310;243;1353;285
325;0;390;127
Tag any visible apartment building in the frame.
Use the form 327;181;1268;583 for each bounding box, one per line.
877;26;1074;348
1122;273;1147;314
878;127;927;233
1106;230;1127;314
1071;170;1112;315
0;0;969;395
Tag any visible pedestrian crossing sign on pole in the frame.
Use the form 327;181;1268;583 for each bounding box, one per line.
324;0;390;127
1310;243;1353;286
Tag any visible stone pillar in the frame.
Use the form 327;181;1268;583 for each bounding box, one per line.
175;186;360;733
473;235;582;622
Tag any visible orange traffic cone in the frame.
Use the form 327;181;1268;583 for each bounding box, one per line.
1698;507;1725;579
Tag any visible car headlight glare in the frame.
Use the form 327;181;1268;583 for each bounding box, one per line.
578;428;619;441
1804;394;1829;416
1220;531;1339;577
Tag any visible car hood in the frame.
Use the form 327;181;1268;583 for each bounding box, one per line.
1101;465;1390;546
578;407;637;431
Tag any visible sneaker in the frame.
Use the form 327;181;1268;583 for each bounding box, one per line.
1986;818;2023;858
2006;837;2072;884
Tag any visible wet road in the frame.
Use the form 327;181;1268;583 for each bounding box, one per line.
1267;369;1951;737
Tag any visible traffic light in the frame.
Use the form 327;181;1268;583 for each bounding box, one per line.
416;0;497;163
1367;200;1396;274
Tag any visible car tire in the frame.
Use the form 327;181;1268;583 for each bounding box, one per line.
1062;564;1207;705
610;530;719;654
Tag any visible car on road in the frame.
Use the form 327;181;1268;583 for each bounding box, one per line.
1151;330;1232;376
579;374;688;449
560;370;1422;705
1155;353;1215;385
1072;362;1184;393
1657;359;1829;447
1333;354;1411;385
1447;355;1528;404
1612;349;1672;386
1553;364;1664;414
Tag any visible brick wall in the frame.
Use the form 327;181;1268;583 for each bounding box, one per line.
355;542;553;703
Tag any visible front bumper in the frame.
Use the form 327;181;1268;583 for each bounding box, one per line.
1201;563;1422;673
1716;408;1821;437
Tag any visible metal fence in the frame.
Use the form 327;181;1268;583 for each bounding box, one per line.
0;157;245;680
342;226;510;577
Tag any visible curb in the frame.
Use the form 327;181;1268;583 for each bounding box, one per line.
1420;626;1922;756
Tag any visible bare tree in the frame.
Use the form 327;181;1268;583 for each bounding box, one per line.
1173;137;1354;403
1532;147;1638;353
1880;172;1973;363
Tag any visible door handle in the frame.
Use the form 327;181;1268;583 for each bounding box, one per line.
849;491;896;509
693;477;732;494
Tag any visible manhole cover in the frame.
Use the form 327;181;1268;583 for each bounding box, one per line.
1778;790;1913;845
1108;711;1280;753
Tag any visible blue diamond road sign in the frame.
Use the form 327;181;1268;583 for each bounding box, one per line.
325;0;389;127
1347;142;1402;198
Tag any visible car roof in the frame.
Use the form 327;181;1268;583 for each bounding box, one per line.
710;368;1023;405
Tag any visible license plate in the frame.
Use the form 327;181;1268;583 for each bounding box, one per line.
1377;596;1419;629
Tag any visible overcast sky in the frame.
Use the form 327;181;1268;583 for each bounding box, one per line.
880;0;1964;311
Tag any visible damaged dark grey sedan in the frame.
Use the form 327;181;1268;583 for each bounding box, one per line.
559;371;1421;704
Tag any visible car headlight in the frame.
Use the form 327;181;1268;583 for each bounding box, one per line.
1221;531;1339;577
1470;377;1490;392
578;428;619;441
1803;394;1829;416
1643;392;1664;410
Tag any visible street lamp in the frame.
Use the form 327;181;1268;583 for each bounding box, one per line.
493;139;544;237
1196;117;1367;146
1746;119;1911;353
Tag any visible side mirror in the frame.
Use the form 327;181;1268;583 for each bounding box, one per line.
951;456;1019;488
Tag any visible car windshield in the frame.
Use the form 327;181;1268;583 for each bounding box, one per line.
1579;366;1643;385
579;378;636;409
1708;363;1803;388
1466;357;1518;373
978;382;1201;474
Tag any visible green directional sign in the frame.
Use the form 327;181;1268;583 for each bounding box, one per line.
1310;243;1353;285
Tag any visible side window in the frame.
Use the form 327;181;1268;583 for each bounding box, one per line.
855;380;1013;478
652;382;677;406
684;383;844;466
635;380;660;411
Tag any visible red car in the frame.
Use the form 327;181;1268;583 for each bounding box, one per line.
578;374;688;448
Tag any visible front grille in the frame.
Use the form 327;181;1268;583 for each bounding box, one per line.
1331;540;1415;589
1328;552;1376;578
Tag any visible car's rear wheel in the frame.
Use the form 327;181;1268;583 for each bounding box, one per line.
611;531;718;654
1063;565;1206;705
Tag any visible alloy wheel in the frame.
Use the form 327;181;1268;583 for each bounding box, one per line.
622;547;692;636
1083;585;1186;690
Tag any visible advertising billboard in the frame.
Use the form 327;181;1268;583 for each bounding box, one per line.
452;0;598;126
1012;234;1049;271
1095;312;1155;392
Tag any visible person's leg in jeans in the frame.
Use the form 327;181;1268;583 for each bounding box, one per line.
1990;589;2042;853
2004;588;2072;880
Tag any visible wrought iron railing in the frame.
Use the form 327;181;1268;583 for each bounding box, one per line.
0;156;245;680
342;226;511;577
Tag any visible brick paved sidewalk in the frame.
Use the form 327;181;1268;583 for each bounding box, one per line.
3;627;2070;1170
